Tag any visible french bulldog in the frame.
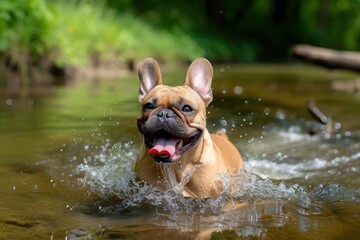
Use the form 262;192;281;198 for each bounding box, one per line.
135;58;243;198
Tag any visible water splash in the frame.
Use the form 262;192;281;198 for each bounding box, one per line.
246;130;360;184
72;140;317;233
76;142;228;213
64;127;360;236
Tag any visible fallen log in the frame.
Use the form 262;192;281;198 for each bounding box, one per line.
291;44;360;72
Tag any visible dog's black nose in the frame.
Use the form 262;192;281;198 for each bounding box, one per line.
157;109;175;122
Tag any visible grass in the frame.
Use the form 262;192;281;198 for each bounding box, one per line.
0;0;204;86
46;0;205;66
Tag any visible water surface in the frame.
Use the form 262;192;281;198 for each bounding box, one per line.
0;64;359;239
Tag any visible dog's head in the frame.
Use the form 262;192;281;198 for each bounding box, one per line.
137;58;213;163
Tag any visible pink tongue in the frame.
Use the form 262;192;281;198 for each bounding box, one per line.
148;138;177;157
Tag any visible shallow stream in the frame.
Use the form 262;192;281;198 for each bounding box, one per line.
0;64;359;239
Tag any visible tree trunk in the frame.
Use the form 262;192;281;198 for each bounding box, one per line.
291;44;360;72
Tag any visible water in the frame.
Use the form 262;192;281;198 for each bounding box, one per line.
0;64;360;239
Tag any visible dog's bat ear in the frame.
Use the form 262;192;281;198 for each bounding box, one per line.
138;58;162;102
185;58;213;106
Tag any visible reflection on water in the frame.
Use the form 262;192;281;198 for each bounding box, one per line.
66;127;360;239
1;64;360;239
247;130;360;184
70;128;360;239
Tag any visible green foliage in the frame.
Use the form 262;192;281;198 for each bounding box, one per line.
107;0;360;61
0;0;51;67
55;0;202;65
2;0;360;79
0;0;203;72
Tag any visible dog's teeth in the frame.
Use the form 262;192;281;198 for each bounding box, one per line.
176;139;183;149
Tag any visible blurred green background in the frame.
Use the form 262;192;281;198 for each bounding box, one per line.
1;0;360;86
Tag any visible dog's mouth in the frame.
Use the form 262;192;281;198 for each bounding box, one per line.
144;130;202;163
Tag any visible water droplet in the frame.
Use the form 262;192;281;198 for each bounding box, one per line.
264;108;270;115
6;99;13;106
345;131;351;137
334;122;341;130
276;110;286;120
234;86;243;95
324;133;331;139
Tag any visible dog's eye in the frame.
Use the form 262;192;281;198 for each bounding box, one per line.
182;105;193;113
143;102;154;110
